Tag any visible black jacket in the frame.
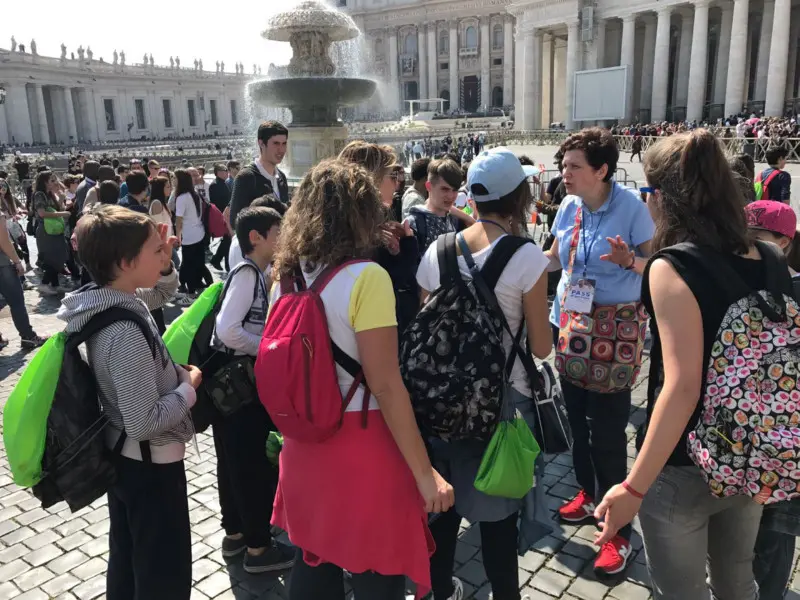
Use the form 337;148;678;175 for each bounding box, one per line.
375;236;420;334
209;177;231;212
229;162;289;226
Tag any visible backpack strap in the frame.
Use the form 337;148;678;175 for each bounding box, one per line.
480;236;534;290
68;307;157;464
437;232;463;289
761;168;782;199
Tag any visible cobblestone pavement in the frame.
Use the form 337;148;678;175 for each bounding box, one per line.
1;262;800;600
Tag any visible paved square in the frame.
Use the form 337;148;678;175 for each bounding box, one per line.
1;234;799;599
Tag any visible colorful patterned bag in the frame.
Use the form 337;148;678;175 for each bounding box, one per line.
680;241;800;505
554;205;647;393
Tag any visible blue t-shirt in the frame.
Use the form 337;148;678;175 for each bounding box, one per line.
118;182;128;200
550;181;655;326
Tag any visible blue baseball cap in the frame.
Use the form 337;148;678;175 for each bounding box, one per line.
467;147;531;203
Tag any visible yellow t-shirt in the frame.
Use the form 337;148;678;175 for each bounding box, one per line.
269;261;396;412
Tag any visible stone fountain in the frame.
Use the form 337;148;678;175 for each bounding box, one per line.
249;0;376;174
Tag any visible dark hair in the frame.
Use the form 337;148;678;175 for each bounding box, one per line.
34;170;53;195
427;157;462;190
76;205;156;286
410;157;431;182
732;153;755;180
111;158;120;168
125;172;149;196
766;146;788;166
83;160;100;180
518;155;535;166
644;129;749;254
560;127;618;182
116;165;129;175
174;169;201;216
226;160;241;171
150;176;170;203
236;206;282;254
473;179;533;237
787;230;800;272
213;163;228;176
98;180;121;204
98;165;116;183
251;194;288;215
197;166;206;176
257;120;289;145
62;174;81;187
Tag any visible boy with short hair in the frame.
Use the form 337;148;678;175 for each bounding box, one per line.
119;171;150;214
228;194;287;270
59;205;201;599
756;147;792;202
212;206;295;573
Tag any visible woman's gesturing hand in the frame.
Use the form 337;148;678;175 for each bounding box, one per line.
600;235;635;268
593;484;642;546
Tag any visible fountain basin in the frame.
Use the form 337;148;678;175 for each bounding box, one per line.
248;77;376;126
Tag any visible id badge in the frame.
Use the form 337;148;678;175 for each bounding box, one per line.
565;278;596;314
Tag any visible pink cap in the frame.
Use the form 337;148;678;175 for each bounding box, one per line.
746;200;797;240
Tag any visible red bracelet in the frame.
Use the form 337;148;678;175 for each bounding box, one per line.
622;481;645;499
624;254;636;270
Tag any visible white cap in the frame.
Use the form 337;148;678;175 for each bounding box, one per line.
466;147;530;203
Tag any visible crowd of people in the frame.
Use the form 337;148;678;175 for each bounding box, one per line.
614;114;800;142
4;116;800;600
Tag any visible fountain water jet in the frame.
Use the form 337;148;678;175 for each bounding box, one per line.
249;1;376;174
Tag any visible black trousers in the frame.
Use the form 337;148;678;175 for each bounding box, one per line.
212;235;231;270
41;263;59;287
552;326;632;540
213;402;277;549
106;456;191;600
430;509;520;600
179;241;206;293
289;548;406;600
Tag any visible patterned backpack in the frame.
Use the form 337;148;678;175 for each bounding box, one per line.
682;241;800;504
401;233;532;442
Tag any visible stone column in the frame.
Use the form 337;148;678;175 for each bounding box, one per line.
63;87;78;143
82;89;98;142
427;23;438;101
687;1;710;121
675;11;693;107
0;96;9;146
388;28;400;113
521;29;542;130
480;17;491;110
565;20;579;130
503;15;514;109
594;18;606;69
765;0;792;115
7;85;34;144
640;17;657;118
418;25;428;101
449;20;459;110
725;0;750;116
787;13;800;99
651;7;672;121
755;0;775;102
34;84;49;144
714;2;734;104
514;19;524;124
620;14;637;123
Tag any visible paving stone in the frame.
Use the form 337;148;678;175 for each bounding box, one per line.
530;567;572;597
454;541;478;565
1;526;35;546
22;544;63;568
0;542;31;564
192;558;221;583
71;557;106;581
22;529;61;551
547;551;589;577
609;580;652;600
519;550;547;574
47;550;90;575
197;571;236;598
84;519;109;538
57;531;93;552
29;513;65;533
72;574;106;600
81;535;109;558
54;517;89;538
568;574;613;600
0;581;21;599
13;566;55;592
0;558;32;581
41;573;80;596
519;588;558;600
13;590;49;600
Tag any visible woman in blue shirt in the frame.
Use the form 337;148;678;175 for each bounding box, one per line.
544;128;655;580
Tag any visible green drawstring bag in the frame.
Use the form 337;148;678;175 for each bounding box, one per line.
266;431;284;467
162;282;223;364
474;404;540;499
43;208;65;235
3;333;67;487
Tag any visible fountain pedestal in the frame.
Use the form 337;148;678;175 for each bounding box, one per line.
283;126;350;174
251;1;376;174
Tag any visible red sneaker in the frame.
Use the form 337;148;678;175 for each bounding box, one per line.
558;489;595;524
594;535;632;577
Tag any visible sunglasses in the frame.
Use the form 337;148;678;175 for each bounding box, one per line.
639;187;658;194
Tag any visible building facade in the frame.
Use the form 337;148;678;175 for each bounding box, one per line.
0;46;249;145
342;0;800;129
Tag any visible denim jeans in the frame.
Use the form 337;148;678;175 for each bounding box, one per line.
754;527;794;600
0;264;34;339
639;465;763;600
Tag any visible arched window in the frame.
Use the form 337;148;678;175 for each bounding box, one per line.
465;26;478;49
493;24;503;49
492;86;503;107
404;32;417;55
441;89;451;112
439;29;449;54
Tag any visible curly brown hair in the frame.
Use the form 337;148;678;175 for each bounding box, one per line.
273;159;386;278
338;140;397;180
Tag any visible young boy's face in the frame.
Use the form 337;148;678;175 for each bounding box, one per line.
751;228;792;252
126;225;169;289
249;224;281;262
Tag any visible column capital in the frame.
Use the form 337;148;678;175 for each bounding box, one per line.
504;13;515;25
656;6;673;17
448;18;460;29
620;13;637;24
692;0;711;8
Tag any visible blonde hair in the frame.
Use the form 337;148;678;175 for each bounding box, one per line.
338;140;397;180
273;159;385;278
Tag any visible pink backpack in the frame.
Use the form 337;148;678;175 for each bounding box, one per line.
205;202;229;238
256;261;371;443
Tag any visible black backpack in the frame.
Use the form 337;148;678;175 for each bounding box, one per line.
401;233;532;442
33;307;157;512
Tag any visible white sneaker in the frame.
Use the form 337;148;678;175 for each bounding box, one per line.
448;577;464;600
38;284;59;296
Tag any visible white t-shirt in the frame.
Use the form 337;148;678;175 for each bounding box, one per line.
149;200;173;237
228;236;244;270
175;193;205;246
255;161;279;195
416;235;549;397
